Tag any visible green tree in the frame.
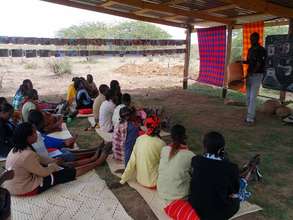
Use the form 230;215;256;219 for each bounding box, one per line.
110;21;171;39
230;25;289;62
56;22;111;38
56;21;171;39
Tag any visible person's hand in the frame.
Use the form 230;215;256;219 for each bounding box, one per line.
53;158;64;165
1;170;14;181
64;137;76;148
48;163;59;172
229;194;238;199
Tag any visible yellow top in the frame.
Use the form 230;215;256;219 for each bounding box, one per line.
66;83;77;105
120;134;166;188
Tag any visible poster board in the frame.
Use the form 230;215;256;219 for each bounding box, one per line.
263;35;293;92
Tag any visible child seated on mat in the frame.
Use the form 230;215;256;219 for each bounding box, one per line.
112;107;129;162
189;132;240;220
120;115;165;188
112;107;139;164
99;89;116;132
124;108;140;167
0;103;15;157
157;125;195;202
112;93;131;128
93;84;109;123
4;123;111;197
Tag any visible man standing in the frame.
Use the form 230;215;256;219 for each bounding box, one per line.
242;32;266;125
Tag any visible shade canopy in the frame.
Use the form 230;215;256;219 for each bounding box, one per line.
43;0;293;28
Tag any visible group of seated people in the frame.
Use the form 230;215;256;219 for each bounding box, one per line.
79;79;254;220
0;77;256;220
0;78;113;202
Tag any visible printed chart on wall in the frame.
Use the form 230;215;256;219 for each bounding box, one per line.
263;35;293;92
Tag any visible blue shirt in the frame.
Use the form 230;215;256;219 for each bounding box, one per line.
12;89;24;110
124;122;139;167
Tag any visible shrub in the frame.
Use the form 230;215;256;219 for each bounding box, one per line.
0;73;4;89
24;62;38;69
49;59;72;76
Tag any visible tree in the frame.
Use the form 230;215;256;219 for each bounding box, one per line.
230;25;289;62
56;21;171;39
56;22;111;38
110;21;171;39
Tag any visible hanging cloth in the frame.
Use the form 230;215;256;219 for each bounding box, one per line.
197;26;227;87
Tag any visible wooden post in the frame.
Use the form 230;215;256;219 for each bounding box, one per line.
222;25;233;98
280;19;293;103
183;26;192;89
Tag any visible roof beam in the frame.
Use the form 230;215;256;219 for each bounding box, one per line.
198;4;236;14
42;0;187;28
110;0;233;24
160;0;186;6
221;0;293;19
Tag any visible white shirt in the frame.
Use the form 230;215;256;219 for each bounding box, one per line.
99;100;116;132
32;131;50;159
112;104;126;128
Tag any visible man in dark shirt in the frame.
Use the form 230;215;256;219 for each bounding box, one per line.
189;132;240;220
243;32;267;125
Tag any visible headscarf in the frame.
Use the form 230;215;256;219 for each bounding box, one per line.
144;115;160;136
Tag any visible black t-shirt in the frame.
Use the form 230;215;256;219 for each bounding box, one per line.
247;45;267;75
189;155;240;220
0;119;15;157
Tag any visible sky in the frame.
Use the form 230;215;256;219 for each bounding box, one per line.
0;0;186;39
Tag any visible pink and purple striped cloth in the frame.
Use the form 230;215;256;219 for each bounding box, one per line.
197;26;227;87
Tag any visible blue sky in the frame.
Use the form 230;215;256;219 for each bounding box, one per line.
0;0;186;39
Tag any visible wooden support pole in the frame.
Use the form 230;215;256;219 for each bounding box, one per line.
183;26;192;89
280;19;293;103
222;25;233;98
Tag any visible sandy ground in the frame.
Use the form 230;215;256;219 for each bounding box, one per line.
0;55;187;98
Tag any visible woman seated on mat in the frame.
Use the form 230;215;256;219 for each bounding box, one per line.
86;74;99;98
110;80;122;105
76;79;93;109
189;132;240;220
21;89;63;133
66;77;79;106
157;124;195;202
99;89;116;132
112;93;132;128
0;103;15;157
12;79;33;110
28;110;76;161
28;110;103;162
3;122;110;196
120;115;165;188
93;84;109;123
21;89;39;122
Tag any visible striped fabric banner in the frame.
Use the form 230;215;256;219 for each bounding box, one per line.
197;26;227;87
242;21;264;76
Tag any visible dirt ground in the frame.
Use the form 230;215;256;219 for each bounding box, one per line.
1;56;292;220
66;87;293;220
0;55;185;98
